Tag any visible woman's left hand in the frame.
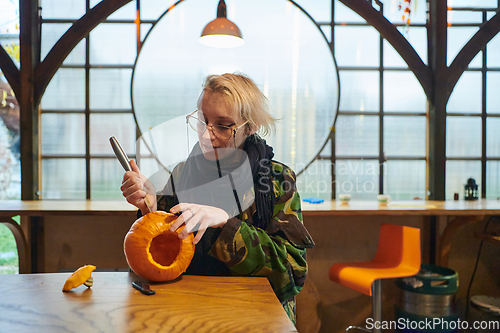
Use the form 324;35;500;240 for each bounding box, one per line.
169;203;229;244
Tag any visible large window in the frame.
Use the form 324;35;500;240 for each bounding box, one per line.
320;1;428;201
40;0;339;199
35;0;500;201
0;0;20;200
0;0;21;274
446;2;500;200
40;0;139;199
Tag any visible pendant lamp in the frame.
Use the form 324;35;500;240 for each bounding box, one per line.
199;0;244;48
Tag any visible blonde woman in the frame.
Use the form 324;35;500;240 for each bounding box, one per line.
121;73;314;324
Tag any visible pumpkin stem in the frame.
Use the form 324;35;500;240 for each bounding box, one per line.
83;277;94;288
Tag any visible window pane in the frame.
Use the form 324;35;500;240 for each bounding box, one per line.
384;39;407;68
486;161;500;199
138;136;152;158
487;118;500;157
487;72;500;114
335;159;379;200
384;116;426;157
334;1;366;23
335;115;379;156
90;159;124;199
446;116;481;158
447;72;482;113
487;33;500;68
445;160;481;200
40;0;85;19
90;114;136;155
41;114;85;155
41;159;86;199
90;0;136;19
447;27;479;66
339;71;379;112
90;24;136;65
41;69;85;110
107;1;136;20
41;24;70;61
90;69;132;110
448;11;483;24
140;0;177;20
295;0;331;22
0;0;19;35
0;0;20;201
322;138;332;156
384;160;426;200
137;157;170;182
297;160;332;201
40;23;85;65
0;102;21;199
467;52;482;69
447;0;498;8
384;27;427;67
384;72;426;112
334;26;379;67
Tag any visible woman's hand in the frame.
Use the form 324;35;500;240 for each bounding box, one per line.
120;160;157;214
169;203;229;244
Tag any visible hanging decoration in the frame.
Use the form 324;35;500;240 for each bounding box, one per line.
399;0;413;25
397;0;418;33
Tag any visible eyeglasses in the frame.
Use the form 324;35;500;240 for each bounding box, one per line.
186;110;248;140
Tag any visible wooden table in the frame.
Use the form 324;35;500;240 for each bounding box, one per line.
2;199;500;273
0;272;296;332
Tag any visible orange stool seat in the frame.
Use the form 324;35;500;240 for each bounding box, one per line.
329;224;421;296
329;224;421;333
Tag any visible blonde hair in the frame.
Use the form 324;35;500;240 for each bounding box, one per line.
197;73;276;136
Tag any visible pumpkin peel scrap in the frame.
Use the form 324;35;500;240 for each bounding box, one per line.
124;211;195;282
62;264;96;292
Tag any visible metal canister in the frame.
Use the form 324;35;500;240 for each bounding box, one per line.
395;264;459;333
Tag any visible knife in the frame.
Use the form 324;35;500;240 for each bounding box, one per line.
109;136;153;213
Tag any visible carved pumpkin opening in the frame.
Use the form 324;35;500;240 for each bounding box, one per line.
124;211;195;282
149;231;181;267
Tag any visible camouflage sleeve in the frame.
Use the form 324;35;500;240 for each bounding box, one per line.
208;163;315;305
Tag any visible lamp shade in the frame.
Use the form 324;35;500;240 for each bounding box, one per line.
199;17;244;48
199;0;244;48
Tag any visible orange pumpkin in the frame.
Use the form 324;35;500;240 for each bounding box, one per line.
124;211;195;282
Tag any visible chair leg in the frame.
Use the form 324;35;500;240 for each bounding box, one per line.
343;281;383;333
0;217;30;274
372;280;382;333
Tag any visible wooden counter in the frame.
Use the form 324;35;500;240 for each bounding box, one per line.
302;199;500;216
2;199;499;273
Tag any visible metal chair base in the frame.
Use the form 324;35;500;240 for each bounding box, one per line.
345;280;383;333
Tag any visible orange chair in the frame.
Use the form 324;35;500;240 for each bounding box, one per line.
329;224;421;333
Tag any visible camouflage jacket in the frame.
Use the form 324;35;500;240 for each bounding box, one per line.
154;161;315;324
